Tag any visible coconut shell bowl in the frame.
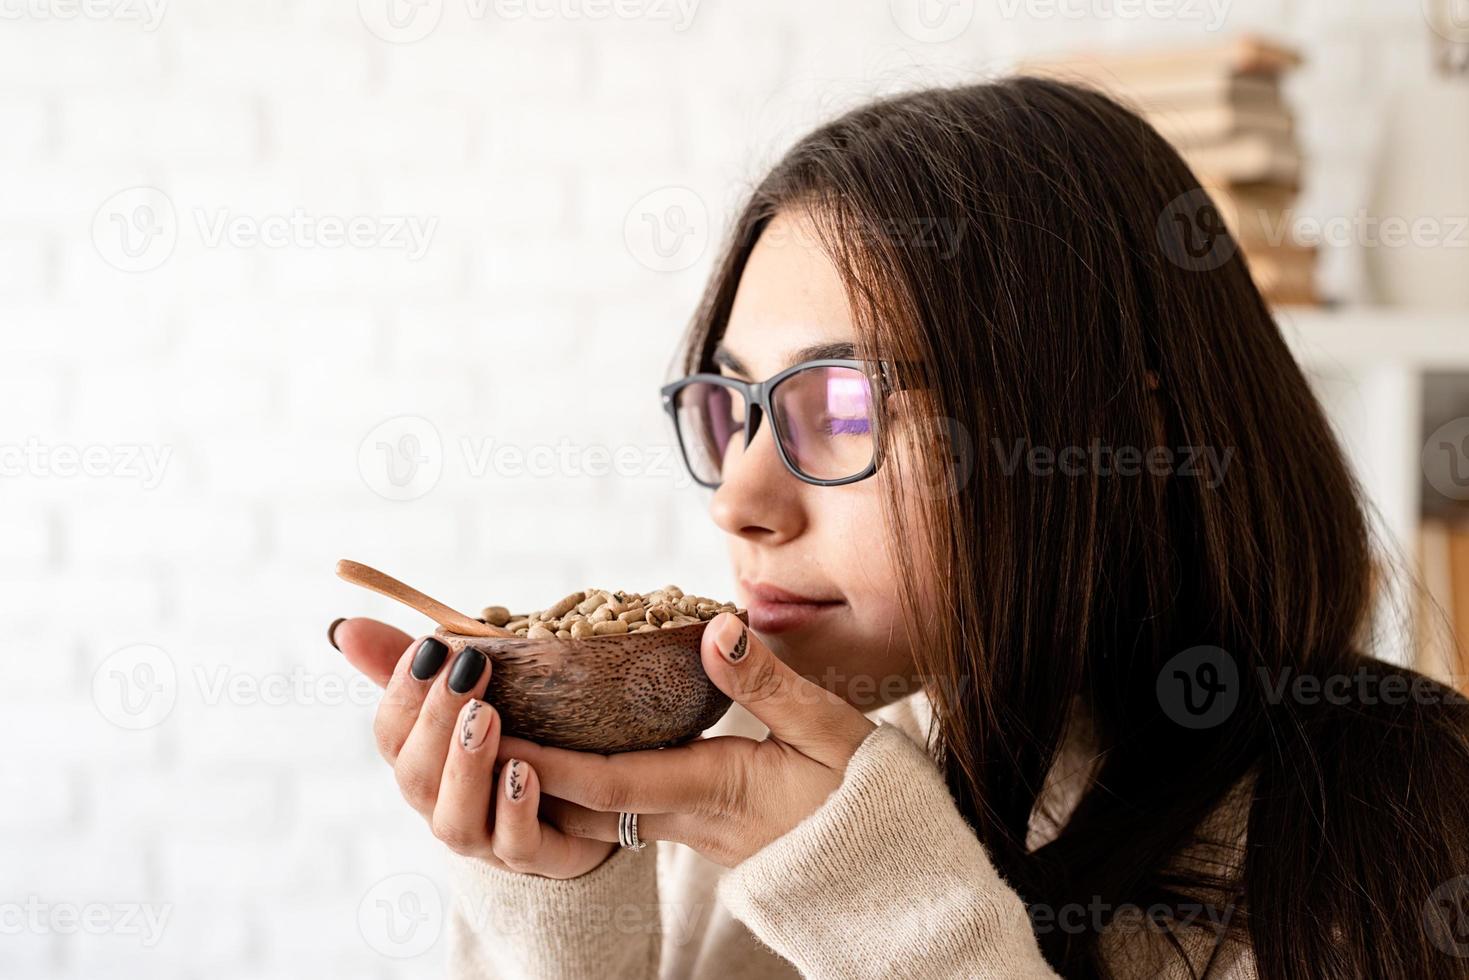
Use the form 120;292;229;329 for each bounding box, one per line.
336;559;740;753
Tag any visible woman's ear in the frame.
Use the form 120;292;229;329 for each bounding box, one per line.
1144;369;1160;392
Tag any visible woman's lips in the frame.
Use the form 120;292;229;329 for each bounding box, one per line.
741;580;844;634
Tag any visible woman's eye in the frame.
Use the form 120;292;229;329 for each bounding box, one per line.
824;415;871;437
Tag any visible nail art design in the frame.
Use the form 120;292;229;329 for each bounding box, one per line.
727;625;749;662
459;700;491;752
327;618;345;651
506;760;526;801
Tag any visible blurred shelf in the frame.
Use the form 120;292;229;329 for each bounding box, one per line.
1276;305;1469;371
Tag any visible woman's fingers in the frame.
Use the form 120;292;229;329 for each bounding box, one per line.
372;635;453;765
393;647;491;815
491;760;617;879
333;617;415;688
431;699;502;859
493;732;749;815
701;613;874;767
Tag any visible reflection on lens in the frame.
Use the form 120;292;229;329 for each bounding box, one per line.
771;367;874;481
674;381;745;485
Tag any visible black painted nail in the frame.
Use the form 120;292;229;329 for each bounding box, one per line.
447;648;487;694
327;618;346;651
411;638;450;680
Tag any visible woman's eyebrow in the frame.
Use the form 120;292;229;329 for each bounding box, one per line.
711;340;857;376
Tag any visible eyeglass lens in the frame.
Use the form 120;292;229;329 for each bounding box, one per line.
672;365;875;485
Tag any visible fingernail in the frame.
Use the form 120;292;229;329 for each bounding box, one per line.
410;638;450;680
714;614;748;663
327;617;346;651
447;648;487;694
505;759;526;802
458;699;493;752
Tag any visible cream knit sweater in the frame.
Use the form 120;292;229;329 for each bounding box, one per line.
445;690;1256;979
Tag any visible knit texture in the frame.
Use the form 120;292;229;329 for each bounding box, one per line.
447;842;660;979
715;721;1060;979
445;692;1257;979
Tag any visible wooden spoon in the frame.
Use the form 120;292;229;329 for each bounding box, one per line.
336;559;516;638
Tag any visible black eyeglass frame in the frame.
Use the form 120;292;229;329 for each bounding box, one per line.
660;357;915;489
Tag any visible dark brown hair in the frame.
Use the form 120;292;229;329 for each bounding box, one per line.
677;77;1469;979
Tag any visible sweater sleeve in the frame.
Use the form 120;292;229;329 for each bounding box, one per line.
446;842;661;980
715;722;1060;980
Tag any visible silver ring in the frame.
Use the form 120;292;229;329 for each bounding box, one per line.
618;811;647;850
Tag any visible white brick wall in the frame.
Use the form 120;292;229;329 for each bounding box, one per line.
0;1;1431;976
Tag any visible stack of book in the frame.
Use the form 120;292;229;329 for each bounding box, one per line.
1023;35;1319;306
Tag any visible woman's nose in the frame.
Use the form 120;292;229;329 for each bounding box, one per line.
708;420;806;544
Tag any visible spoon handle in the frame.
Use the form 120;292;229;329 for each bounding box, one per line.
335;559;514;638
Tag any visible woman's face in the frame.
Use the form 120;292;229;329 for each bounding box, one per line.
709;209;919;711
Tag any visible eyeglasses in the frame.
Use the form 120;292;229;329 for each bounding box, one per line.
660;358;912;488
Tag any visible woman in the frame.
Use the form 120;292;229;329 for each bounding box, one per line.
331;77;1469;978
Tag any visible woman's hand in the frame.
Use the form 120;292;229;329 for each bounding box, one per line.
492;614;878;868
332;618;616;879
